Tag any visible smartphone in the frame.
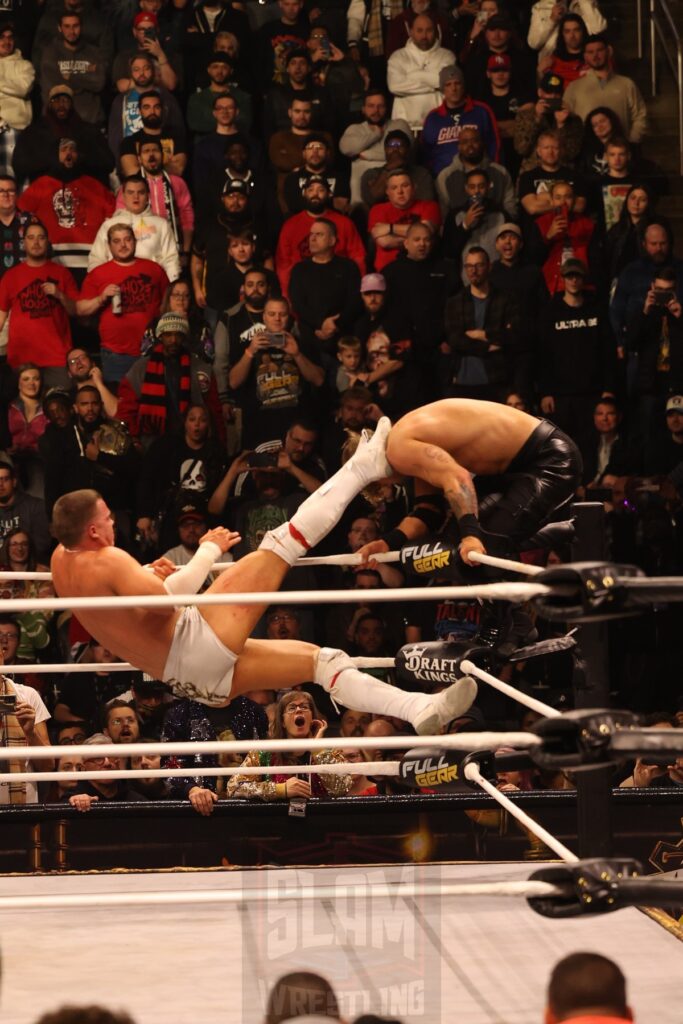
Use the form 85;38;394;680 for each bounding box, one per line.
546;97;563;112
143;27;157;40
640;757;671;767
247;452;279;469
654;289;674;306
476;10;489;22
319;35;331;58
266;331;286;348
0;694;16;712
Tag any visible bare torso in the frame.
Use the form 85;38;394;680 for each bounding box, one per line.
388;400;539;479
51;545;179;679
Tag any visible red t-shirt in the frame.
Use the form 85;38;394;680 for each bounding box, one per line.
368;199;442;271
79;258;169;356
0;260;78;367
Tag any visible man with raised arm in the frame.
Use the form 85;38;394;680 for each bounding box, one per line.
354;399;581;566
50;422;476;728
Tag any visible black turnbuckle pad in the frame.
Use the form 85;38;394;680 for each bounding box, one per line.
396;640;491;688
508;633;577;663
530;708;640;771
527;858;645;918
521;519;575;552
460;748;536;788
532;562;645;622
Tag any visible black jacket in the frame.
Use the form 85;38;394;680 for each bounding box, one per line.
445;284;522;388
625;306;683;395
536;294;616;397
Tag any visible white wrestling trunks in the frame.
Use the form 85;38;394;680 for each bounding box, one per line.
162;606;238;706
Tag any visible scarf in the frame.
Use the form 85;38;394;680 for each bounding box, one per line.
366;0;402;56
0;676;27;804
138;343;192;435
143;169;181;251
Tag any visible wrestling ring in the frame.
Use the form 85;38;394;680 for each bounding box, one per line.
0;504;682;1022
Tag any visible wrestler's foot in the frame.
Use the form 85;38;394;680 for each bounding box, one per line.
413;677;479;736
347;416;392;485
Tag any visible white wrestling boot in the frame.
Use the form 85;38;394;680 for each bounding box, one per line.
260;417;393;566
314;648;478;735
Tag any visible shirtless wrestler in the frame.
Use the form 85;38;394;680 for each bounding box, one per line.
355;399;582;566
50;420;477;731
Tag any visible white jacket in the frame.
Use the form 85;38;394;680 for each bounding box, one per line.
88;206;180;281
527;0;607;60
387;39;456;131
0;50;35;130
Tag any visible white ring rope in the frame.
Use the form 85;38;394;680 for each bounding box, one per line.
468;551;545;577
3;731;541;762
464;761;579;863
0;581;549;614
0;761;402;785
460;660;561;719
0;879;567;913
0;657;398;674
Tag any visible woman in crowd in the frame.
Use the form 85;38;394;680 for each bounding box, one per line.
142;277;215;363
580;107;624;176
0;527;54;666
605;183;656;285
227;690;353;800
8;363;47;497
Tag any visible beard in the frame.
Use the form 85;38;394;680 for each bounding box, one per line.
247;293;266;310
304;197;327;215
142;115;162;130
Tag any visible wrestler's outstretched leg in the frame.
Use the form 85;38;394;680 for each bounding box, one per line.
200;419;393;647
232;639;478;736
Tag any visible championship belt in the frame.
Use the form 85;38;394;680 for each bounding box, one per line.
96;420;132;456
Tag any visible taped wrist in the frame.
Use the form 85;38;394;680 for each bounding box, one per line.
381;527;408;551
163;541;223;595
458;514;483;541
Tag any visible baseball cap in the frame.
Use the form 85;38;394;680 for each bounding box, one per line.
48;84;74;101
132;677;172;694
540;71;564;94
666;394;683;413
155;313;189;337
496;222;521;239
222;177;248;196
176;500;207;524
133;11;158;26
487;53;511;70
439;65;464;89
44;386;72;407
302;172;328;188
560;257;588;277
486;13;515;30
206;53;233;69
360;273;386;293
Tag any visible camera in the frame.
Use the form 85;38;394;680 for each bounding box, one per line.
246;452;279;469
266;331;287;348
0;694;17;712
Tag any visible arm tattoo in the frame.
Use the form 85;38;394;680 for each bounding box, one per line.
444;479;478;518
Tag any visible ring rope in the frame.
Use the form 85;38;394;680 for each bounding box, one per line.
460;660;561;719
3;731;542;762
0;656;398;674
0;761;402;785
0;582;550;614
464;761;578;863
0;879;566;913
468;551;545;577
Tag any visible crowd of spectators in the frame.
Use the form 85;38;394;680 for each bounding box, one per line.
0;0;680;814
31;951;638;1023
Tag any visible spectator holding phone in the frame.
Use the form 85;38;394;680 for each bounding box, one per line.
513;72;583;173
224;295;324;448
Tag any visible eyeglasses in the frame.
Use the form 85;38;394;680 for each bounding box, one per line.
0;189;16;195
109;718;135;727
0;632;18;641
284;703;313;714
269;614;296;624
68;355;87;364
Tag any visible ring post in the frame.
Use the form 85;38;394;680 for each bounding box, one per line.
571;501;613;858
